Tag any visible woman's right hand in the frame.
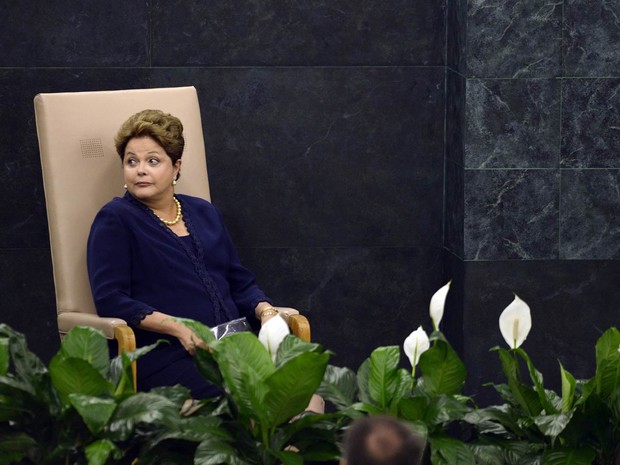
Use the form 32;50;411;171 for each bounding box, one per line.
138;311;209;356
175;325;208;355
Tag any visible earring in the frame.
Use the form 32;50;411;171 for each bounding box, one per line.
172;179;177;186
123;184;127;189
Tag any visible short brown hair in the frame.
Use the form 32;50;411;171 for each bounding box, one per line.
115;109;185;164
342;415;425;465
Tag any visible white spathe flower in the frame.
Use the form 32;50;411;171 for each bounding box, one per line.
499;294;532;349
258;315;290;361
403;326;430;368
430;280;451;331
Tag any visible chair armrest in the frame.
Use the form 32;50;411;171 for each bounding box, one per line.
57;312;137;354
58;312;128;339
57;312;137;391
275;307;311;342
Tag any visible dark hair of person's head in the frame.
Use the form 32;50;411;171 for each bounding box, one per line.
342;415;425;465
115;109;185;166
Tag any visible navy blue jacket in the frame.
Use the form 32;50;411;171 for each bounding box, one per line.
87;192;269;380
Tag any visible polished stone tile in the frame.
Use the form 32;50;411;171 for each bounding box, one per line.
446;70;465;166
563;0;620;77
0;248;58;363
150;67;446;249
237;246;444;371
467;0;562;78
0;1;149;67
462;260;620;403
0;69;150;249
465;79;560;169
447;0;467;72
444;160;464;258
464;169;559;260
151;0;446;66
561;78;620;168
560;169;620;259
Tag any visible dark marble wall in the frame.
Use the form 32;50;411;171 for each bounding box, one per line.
445;0;620;400
0;1;447;371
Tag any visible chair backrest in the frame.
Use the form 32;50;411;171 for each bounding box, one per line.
34;86;210;319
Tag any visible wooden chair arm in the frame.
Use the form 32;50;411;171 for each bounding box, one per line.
275;307;311;342
58;313;137;391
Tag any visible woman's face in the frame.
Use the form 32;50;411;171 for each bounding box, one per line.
123;136;181;205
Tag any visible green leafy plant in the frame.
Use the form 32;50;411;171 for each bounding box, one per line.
317;281;476;465
179;317;343;465
465;297;620;465
0;324;229;465
1;286;619;465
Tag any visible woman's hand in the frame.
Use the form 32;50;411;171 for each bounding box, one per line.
138;310;208;355
175;325;208;355
255;302;279;325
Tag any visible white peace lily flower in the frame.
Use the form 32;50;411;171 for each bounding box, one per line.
429;280;451;331
499;294;532;349
258;315;290;361
403;326;430;368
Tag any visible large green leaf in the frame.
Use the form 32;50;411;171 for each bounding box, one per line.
464;404;521;436
163;415;229;443
541;447;596;465
496;347;542;416
262;351;329;427
0;325;57;412
610;386;620;422
390;368;414;413
59;326;110;377
429;436;475;465
594;328;620;399
69;394;117;434
533;411;573;439
595;327;620;364
108;342;162;394
467;444;505;465
560;362;576;413
211;332;274;420
367;346;401;410
419;338;466;396
194;348;224;387
275;449;304;465
516;348;558;415
106;392;181;441
398;396;428;422
0;432;36;456
595;352;620;399
195;436;250;465
0;338;8;376
356;358;372;405
282;413;342;461
317;365;358;410
0;376;45;422
84;438;122;465
424;394;471;428
49;355;113;401
275;335;323;369
0;324;48;381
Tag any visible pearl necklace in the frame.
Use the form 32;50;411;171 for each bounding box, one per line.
155;196;182;225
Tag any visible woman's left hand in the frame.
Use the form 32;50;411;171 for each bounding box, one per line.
255;302;279;325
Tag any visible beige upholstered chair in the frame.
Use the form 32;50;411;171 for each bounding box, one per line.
34;86;310;382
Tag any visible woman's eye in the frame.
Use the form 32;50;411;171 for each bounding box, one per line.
148;158;160;165
126;159;137;166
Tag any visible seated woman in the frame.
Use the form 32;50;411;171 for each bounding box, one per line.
87;109;282;398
